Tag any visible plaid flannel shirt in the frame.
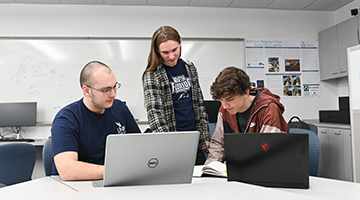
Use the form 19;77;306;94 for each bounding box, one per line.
143;58;210;151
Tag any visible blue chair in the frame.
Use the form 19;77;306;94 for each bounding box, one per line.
289;128;320;176
42;139;54;176
0;143;36;187
205;123;217;159
208;123;216;138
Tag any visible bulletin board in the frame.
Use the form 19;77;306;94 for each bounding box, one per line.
245;39;320;98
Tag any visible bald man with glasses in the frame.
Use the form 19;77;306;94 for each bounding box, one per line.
51;61;140;181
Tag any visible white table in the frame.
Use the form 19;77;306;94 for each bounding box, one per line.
280;176;360;200
66;181;323;200
52;175;360;200
0;138;47;146
0;177;77;200
1;175;360;200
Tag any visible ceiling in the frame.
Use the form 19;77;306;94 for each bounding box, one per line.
0;0;355;11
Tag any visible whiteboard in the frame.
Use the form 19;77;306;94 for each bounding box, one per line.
0;38;244;122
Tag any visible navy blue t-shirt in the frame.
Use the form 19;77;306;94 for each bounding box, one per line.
51;98;141;175
164;59;196;131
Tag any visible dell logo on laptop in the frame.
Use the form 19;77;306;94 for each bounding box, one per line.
148;158;159;168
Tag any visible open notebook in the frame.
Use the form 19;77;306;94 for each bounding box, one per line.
93;131;199;187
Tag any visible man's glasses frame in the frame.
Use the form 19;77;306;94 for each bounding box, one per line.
86;82;121;96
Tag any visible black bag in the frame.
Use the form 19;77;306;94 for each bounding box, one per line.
288;116;309;130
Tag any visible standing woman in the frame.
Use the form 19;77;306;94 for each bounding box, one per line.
142;26;210;165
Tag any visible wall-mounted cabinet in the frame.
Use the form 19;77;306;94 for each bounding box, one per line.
318;17;360;81
337;17;359;78
318;26;339;80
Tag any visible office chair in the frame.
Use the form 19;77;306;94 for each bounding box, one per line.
205;123;217;159
289;128;320;176
0;143;36;187
42;139;54;176
208;123;216;138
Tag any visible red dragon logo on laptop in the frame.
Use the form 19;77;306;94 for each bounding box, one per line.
261;142;270;152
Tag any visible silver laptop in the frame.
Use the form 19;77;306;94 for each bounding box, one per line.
93;131;200;187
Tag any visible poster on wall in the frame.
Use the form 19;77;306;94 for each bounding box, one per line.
245;39;320;98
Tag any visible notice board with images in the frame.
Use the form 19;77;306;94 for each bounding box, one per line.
245;39;320;98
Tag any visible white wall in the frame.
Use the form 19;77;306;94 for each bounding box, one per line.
334;0;360;24
0;4;339;139
338;77;350;97
0;4;334;38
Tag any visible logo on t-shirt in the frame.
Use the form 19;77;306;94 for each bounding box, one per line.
170;75;191;101
170;75;191;94
115;122;126;134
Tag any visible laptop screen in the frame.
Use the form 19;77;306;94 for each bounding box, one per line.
224;133;309;189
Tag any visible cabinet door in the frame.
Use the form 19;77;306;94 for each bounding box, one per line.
318;26;340;80
342;129;353;181
337;17;359;78
328;128;345;180
318;127;331;178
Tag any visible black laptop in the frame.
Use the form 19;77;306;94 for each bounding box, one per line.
224;133;309;189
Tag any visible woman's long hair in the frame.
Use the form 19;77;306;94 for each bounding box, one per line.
142;26;181;80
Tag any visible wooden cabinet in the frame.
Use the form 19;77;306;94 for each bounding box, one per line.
318;17;360;81
318;127;353;181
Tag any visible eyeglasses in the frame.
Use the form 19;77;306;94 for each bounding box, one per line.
86;82;121;96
